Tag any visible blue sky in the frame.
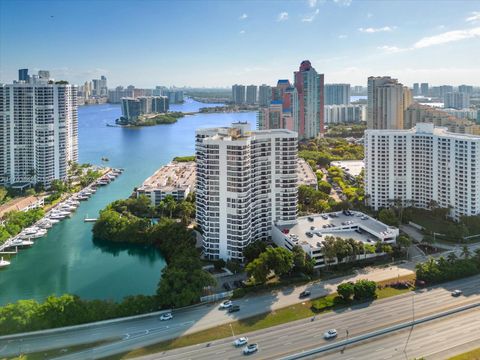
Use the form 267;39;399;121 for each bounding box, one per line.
1;0;479;88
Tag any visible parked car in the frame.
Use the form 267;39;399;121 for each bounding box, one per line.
229;305;241;313
159;312;173;321
233;337;248;347
299;290;311;298
451;289;463;297
220;300;233;309
321;214;328;220
243;343;259;355
223;282;231;291
308;216;314;222
323;329;338;339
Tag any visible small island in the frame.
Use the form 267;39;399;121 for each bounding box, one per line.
116;111;186;127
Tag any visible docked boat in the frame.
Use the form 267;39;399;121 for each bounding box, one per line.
0;257;10;268
47;218;60;224
37;220;53;229
76;194;89;201
11;238;34;247
96;180;109;186
49;211;67;220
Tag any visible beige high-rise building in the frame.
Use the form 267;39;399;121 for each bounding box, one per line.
367;76;412;130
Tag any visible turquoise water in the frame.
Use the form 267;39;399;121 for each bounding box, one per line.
0;99;255;305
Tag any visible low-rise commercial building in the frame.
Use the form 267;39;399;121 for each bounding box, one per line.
136;161;195;205
273;211;398;268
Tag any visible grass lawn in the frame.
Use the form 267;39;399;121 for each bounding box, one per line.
449;348;480;360
114;274;415;359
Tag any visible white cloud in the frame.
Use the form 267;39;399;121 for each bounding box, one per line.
277;12;289;22
338;34;347;39
413;27;480;48
367;12;373;18
466;11;480;22
302;8;320;22
359;26;395;33
239;13;248;20
239;30;246;35
333;0;352;7
308;0;317;7
377;45;407;53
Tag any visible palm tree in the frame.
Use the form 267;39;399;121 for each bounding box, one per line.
164;196;177;218
447;252;458;264
156;201;166;217
461;245;471;259
179;201;195;225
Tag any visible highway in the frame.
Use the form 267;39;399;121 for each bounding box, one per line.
0;264;414;358
307;307;480;360
64;275;480;360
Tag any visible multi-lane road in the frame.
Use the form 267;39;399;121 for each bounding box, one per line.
66;275;480;360
0;264;414;359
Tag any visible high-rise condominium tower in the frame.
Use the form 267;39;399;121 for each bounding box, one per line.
294;60;324;138
232;84;246;105
365;123;480;220
367;76;412;129
196;122;298;261
0;72;78;188
246;85;258;105
324;84;350;105
258;84;272;107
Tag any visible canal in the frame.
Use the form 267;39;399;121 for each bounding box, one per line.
0;99;255;305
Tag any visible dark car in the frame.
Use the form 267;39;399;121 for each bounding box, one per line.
299;290;311;298
229;305;241;313
223;282;231;291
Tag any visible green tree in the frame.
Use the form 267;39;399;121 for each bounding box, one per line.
396;235;412;249
318;180;332;195
378;208;399;226
461;245;471;259
337;282;355;301
353;280;377;301
246;257;269;283
243;240;267;263
263;247;294;277
322;236;337;266
213;259;226;271
164;195;177;218
178;200;195;225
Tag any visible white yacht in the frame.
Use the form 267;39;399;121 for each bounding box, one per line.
11;238;34;247
0;257;10;268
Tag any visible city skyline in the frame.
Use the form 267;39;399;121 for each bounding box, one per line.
1;0;480;87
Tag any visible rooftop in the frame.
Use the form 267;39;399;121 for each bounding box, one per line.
297;158;317;187
137;161;196;193
0;196;44;219
330;160;364;178
276;211;398;249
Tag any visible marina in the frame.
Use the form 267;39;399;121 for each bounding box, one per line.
0;168;124;266
0;100;253;305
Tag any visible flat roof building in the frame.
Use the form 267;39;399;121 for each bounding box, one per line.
273;211;398;268
136;161;195;205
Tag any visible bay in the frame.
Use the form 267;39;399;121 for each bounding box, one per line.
0;98;255;305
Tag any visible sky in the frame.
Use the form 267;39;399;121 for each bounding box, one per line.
1;0;480;88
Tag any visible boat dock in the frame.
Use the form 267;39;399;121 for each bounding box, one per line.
0;167;124;267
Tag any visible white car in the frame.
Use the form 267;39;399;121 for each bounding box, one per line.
220;300;233;309
233;337;248;347
159;312;173;321
243;343;258;355
451;289;463;297
324;329;338;339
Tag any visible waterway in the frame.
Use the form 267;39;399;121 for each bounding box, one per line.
0;98;256;305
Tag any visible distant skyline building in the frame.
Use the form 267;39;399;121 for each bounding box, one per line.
444;92;470;110
18;69;29;82
421;82;429;96
92;76;108;97
294;60;324;138
365;123;480;220
246;85;257;105
120;96;169;122
324;104;365;124
258;84;272;107
458;85;473;95
195;122;298;261
38;70;50;80
258;79;298;132
367;76;412;129
324;84;350;105
0;71;78;188
232;84;246;105
413;83;419;96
